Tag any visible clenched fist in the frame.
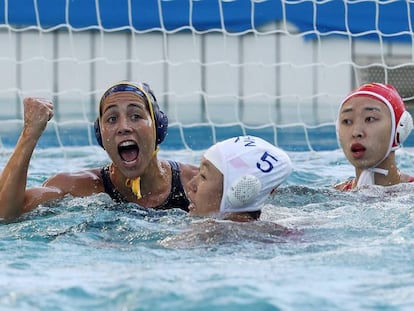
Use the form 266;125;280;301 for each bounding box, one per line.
23;97;54;139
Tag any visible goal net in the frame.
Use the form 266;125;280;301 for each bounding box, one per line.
1;0;414;152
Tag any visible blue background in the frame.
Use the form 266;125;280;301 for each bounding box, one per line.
0;0;412;42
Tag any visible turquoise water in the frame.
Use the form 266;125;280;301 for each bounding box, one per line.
1;146;414;310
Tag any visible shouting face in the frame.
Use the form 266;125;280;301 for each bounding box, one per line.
99;91;156;178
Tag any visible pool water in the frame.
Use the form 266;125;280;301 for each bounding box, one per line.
1;146;414;310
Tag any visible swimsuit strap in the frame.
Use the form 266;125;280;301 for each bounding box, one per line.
100;161;189;211
342;178;354;191
100;165;127;203
156;160;190;211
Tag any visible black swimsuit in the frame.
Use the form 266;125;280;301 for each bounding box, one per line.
100;161;190;211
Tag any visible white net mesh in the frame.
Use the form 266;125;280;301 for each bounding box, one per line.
0;0;413;151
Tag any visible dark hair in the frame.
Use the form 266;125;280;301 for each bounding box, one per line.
247;210;261;220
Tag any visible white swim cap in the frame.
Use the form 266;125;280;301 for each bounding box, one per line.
204;136;293;213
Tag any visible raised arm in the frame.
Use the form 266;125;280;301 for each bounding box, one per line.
0;98;54;220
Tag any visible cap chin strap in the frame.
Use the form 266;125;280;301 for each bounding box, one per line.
356;148;391;188
125;177;142;199
357;167;389;187
125;146;159;200
356;108;395;188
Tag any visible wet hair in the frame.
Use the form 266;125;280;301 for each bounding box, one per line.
247;210;261;220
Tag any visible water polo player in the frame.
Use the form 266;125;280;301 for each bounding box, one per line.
0;81;198;220
335;83;414;190
186;135;293;222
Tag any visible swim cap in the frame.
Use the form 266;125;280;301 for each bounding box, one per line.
94;81;168;148
340;83;413;152
339;83;413;187
204;136;292;213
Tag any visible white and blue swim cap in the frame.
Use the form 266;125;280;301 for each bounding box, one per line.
204;136;292;213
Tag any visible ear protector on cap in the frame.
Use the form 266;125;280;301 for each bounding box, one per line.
94;119;104;148
94;81;168;149
395;110;413;147
226;175;262;208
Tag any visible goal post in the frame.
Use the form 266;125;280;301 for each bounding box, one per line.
0;0;414;151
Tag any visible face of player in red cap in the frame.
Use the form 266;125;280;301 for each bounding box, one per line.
337;83;413;186
338;95;393;170
338;83;412;151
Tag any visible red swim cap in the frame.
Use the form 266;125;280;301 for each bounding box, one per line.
341;83;413;150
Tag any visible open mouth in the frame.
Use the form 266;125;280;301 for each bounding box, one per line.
351;143;366;153
350;143;366;158
118;140;139;162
